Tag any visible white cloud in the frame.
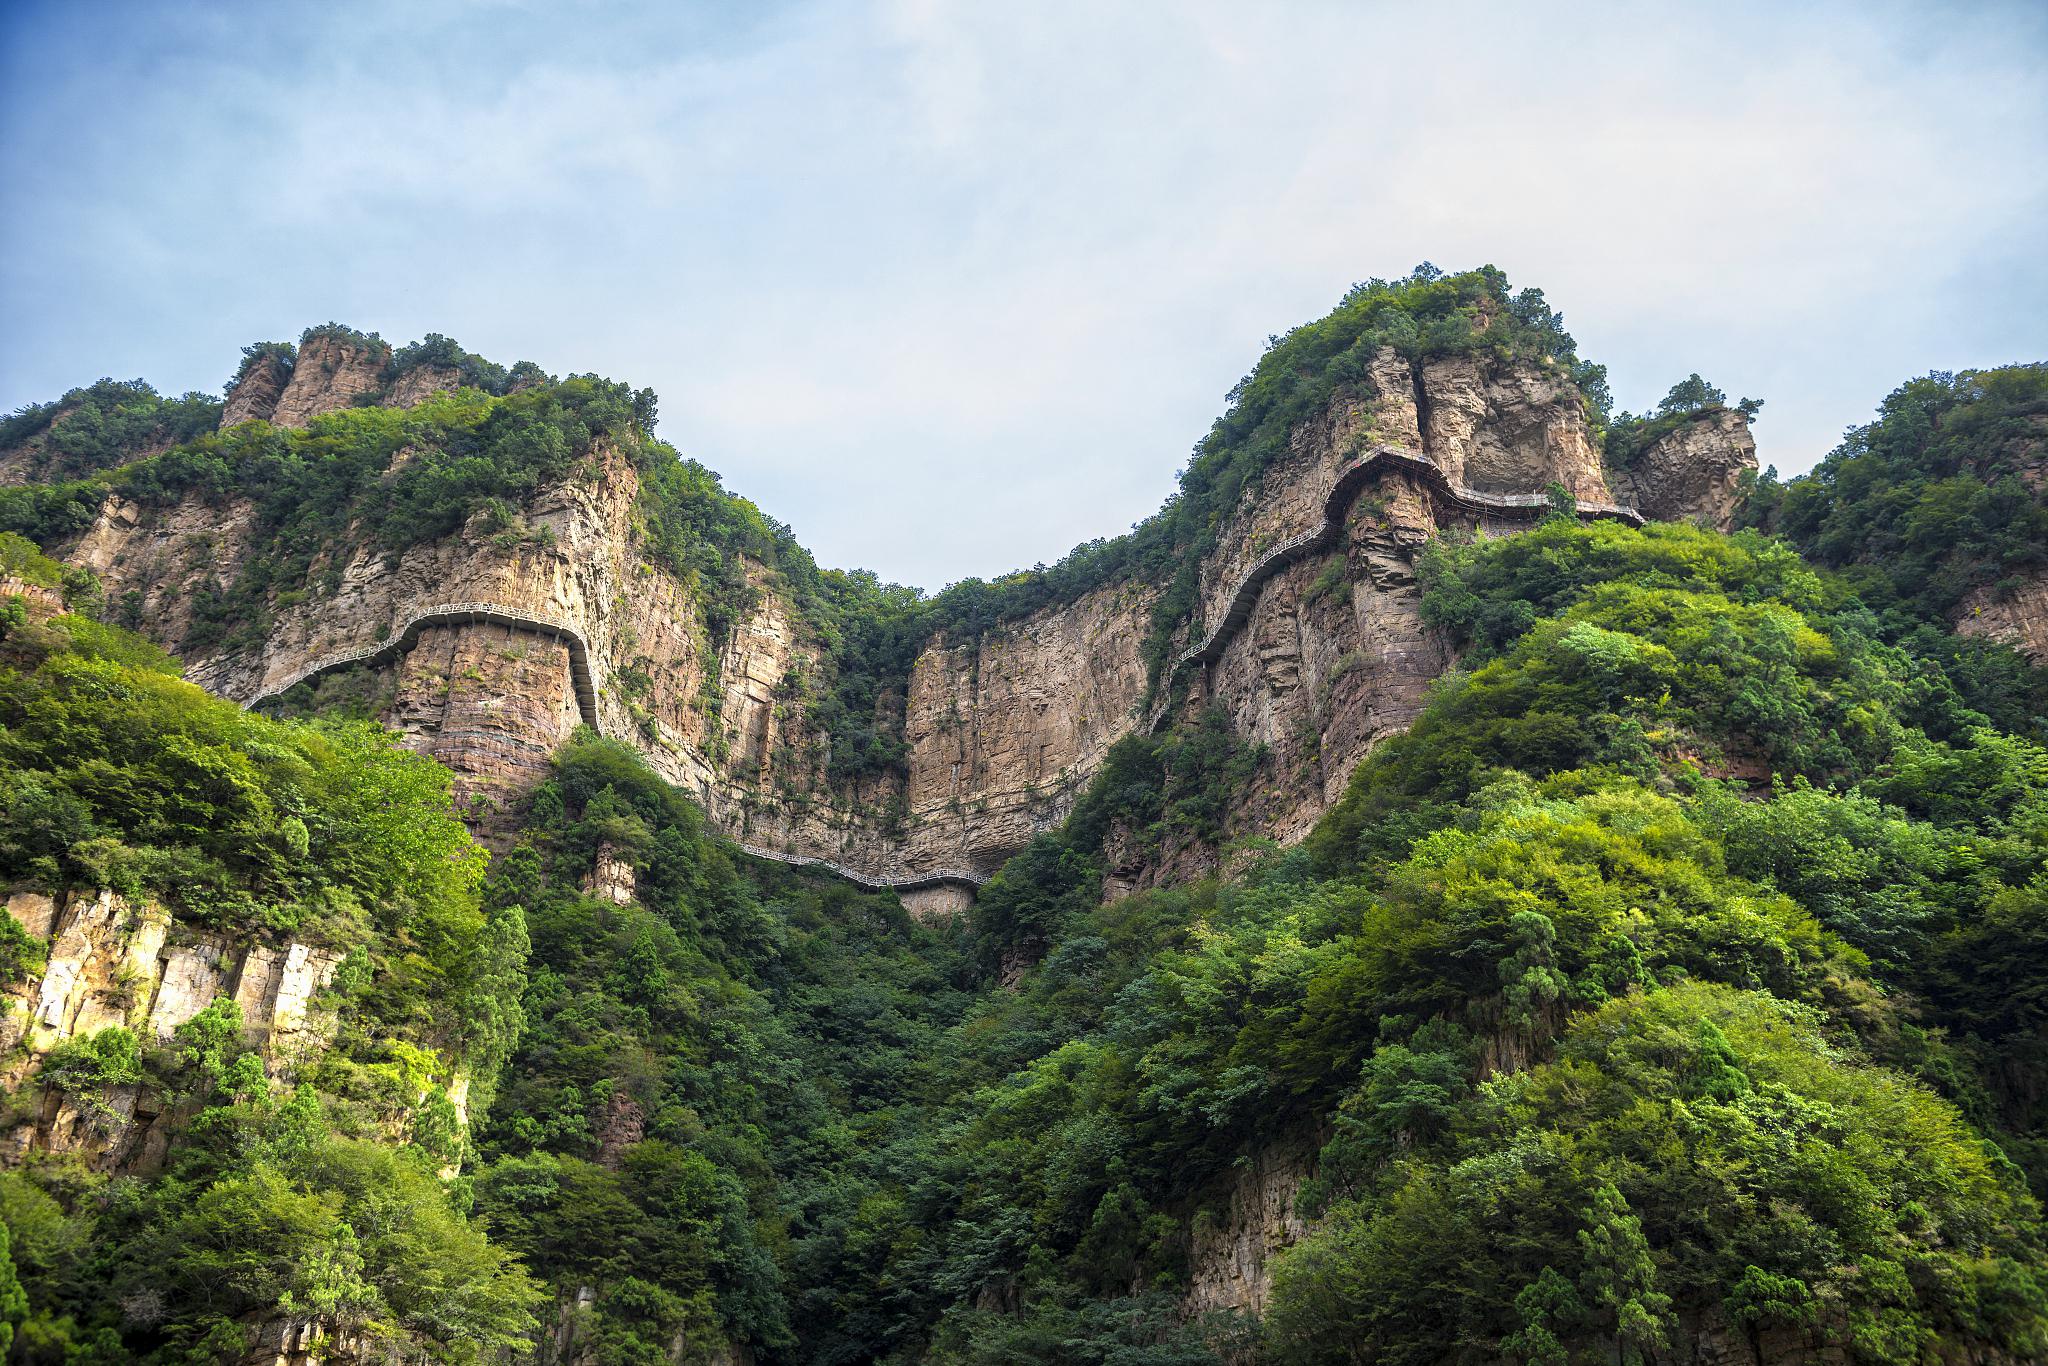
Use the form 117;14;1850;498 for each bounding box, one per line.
2;0;2043;587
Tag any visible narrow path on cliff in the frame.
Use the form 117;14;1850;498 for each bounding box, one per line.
245;603;987;891
1149;446;1641;732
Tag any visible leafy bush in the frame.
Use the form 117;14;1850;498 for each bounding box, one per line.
1745;364;2048;628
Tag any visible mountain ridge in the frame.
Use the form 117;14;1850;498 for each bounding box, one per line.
0;270;1762;903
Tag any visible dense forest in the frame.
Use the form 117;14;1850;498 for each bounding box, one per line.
0;284;2045;1363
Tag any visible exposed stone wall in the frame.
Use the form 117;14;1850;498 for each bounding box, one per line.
270;333;387;428
1202;468;1457;845
0;576;65;616
1184;1137;1317;1318
898;884;976;922
0;887;348;1168
222;351;293;428
1419;351;1611;501
67;491;262;648
1957;570;2048;663
1609;407;1758;530
1;888;343;1075
385;621;585;835
897;579;1156;870
383;363;461;409
582;842;638;906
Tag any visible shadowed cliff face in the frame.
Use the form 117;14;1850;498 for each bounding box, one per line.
1608;406;1759;531
1954;415;2048;662
26;341;1756;894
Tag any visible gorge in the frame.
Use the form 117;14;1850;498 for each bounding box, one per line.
0;268;2042;1366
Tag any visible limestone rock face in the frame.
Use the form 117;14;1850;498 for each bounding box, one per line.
1184;1138;1316;1317
1420;351;1612;502
0;888;341;1071
384;363;461;409
1610;407;1758;530
0;887;353;1168
899;579;1156;870
270;332;386;427
898;884;975;922
23;346;1753;896
582;842;638;905
1204;470;1459;846
1958;570;2048;663
221;351;292;428
386;621;585;835
241;1315;378;1366
68;490;262;649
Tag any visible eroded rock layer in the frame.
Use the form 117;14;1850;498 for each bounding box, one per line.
2;889;353;1169
1608;407;1759;531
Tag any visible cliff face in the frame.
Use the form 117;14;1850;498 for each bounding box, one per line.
268;333;388;428
18;340;1748;902
1184;1139;1317;1320
1608;407;1759;531
0;887;355;1171
1958;572;2048;662
221;351;293;428
1419;351;1612;501
1954;414;2048;662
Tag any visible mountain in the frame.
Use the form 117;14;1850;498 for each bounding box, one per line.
0;274;1755;901
0;267;2043;1366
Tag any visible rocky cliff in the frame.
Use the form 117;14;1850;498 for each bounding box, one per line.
1607;406;1759;531
220;330;469;431
0;886;360;1170
14;333;1759;906
1184;1139;1317;1321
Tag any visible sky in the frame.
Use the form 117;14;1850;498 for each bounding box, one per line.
3;1;2045;591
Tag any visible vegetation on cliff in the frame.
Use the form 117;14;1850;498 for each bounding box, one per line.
3;266;1618;781
1;307;2046;1363
231;515;2048;1365
0;604;537;1361
1742;363;2048;633
1600;372;1762;485
0;380;222;485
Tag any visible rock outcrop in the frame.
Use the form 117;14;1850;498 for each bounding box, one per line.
582;842;638;905
1608;407;1759;530
1419;351;1611;501
222;349;293;427
1958;571;2048;663
269;332;387;428
384;362;461;409
1183;1138;1317;1319
0;886;354;1168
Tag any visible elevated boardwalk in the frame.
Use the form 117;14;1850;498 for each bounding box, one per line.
244;603;986;891
736;843;987;890
248;601;600;727
240;449;1632;888
1175;445;1639;672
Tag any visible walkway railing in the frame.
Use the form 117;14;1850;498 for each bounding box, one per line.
247;601;600;727
242;601;985;890
736;843;987;890
1174;445;1639;672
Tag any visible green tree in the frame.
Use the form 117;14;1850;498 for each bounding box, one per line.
1658;372;1728;414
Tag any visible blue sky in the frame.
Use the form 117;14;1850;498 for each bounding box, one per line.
3;1;2044;590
